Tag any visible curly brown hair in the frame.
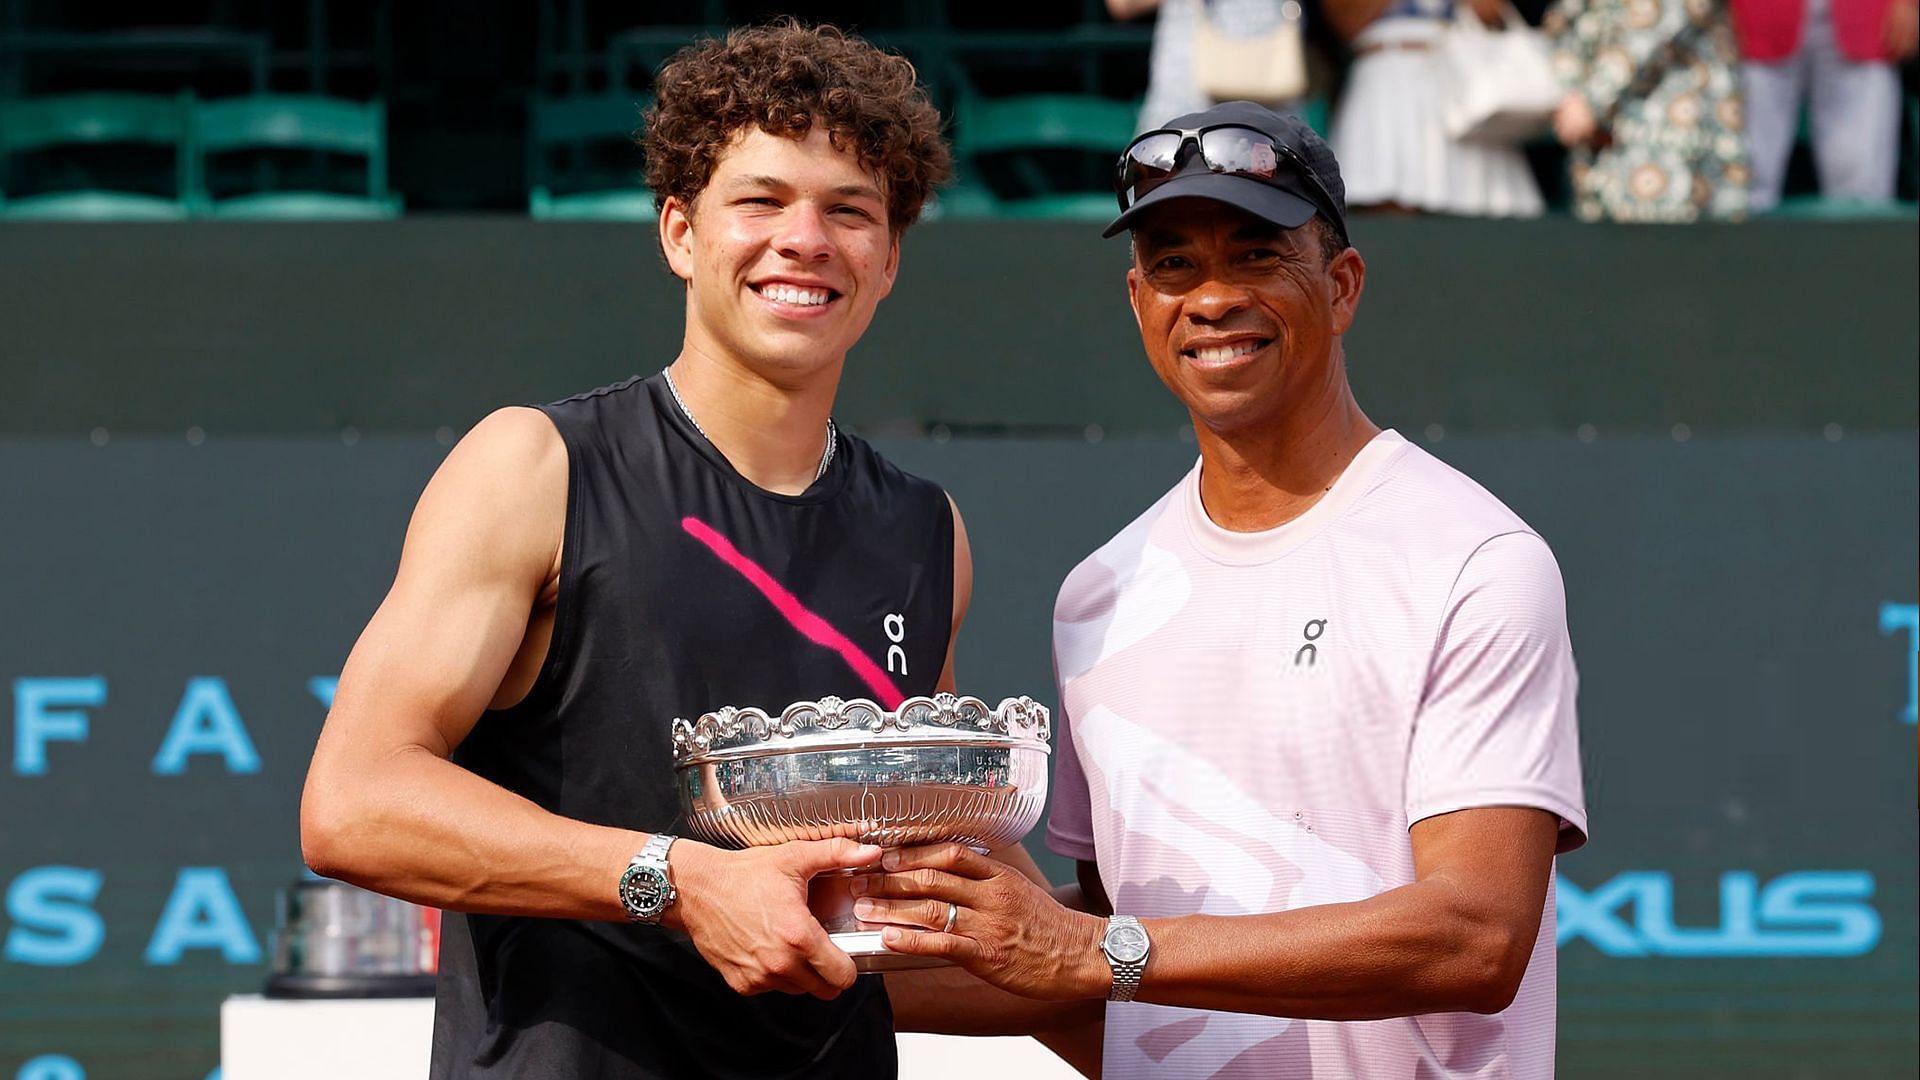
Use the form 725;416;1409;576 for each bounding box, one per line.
642;21;951;233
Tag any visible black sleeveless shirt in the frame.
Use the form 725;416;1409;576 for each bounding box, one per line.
430;373;954;1079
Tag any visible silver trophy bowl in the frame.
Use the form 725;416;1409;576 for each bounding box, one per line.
672;693;1050;972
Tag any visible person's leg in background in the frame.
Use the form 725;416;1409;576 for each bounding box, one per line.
1806;0;1903;200
1743;52;1808;212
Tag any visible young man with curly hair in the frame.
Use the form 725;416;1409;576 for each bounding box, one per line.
299;23;990;1078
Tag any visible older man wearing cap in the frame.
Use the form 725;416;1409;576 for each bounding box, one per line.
872;101;1588;1078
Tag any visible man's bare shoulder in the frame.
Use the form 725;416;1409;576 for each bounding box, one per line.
446;406;565;478
428;406;565;498
405;407;567;580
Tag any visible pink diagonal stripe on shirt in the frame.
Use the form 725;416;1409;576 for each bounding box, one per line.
680;516;906;710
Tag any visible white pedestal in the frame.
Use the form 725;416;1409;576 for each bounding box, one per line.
221;995;1083;1079
897;1033;1085;1078
221;995;434;1080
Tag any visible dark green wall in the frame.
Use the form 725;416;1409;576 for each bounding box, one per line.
2;218;1914;436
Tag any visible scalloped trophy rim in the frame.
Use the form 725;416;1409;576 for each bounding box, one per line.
669;692;1051;766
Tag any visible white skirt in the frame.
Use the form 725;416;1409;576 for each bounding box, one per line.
1329;18;1545;218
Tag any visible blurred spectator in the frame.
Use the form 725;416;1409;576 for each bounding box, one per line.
1734;0;1918;210
1547;0;1751;222
1323;0;1547;216
1110;0;1306;133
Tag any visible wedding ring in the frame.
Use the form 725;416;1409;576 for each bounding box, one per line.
943;902;959;934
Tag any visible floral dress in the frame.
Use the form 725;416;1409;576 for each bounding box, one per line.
1547;0;1751;222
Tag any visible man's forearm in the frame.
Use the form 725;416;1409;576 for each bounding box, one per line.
301;741;643;921
1127;879;1537;1019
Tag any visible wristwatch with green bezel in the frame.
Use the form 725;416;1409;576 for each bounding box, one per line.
618;833;678;924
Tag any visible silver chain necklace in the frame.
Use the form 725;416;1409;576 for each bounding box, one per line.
662;368;836;484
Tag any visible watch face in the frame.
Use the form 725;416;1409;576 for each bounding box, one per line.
1106;923;1149;964
621;864;673;919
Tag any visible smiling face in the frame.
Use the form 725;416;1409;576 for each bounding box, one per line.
1126;198;1364;438
660;126;900;387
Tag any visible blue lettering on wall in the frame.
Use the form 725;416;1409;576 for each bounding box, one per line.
1556;872;1653;956
12;677;105;776
16;1055;84;1080
4;867;105;966
143;868;261;965
1880;602;1918;725
1758;871;1884;953
1559;870;1880;957
307;676;338;710
151;677;261;775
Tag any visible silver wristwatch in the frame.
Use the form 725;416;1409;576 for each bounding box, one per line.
1101;914;1151;1002
618;833;678;924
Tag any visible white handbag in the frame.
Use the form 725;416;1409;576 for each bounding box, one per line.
1434;3;1563;144
1192;0;1309;106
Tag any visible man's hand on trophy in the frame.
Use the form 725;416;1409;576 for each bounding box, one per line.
851;843;1110;1001
671;838;885;1000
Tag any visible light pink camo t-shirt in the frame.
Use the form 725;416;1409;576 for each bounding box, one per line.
1047;430;1587;1080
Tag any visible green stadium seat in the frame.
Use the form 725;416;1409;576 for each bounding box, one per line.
949;92;1139;220
0;92;195;219
922;182;1000;221
990;192;1124;220
529;186;658;219
192;95;400;219
528;94;655;220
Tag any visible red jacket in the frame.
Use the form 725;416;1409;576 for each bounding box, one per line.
1731;0;1898;62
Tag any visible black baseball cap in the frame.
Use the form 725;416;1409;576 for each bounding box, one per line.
1103;100;1349;245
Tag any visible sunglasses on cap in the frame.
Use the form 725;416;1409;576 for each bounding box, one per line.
1114;124;1347;247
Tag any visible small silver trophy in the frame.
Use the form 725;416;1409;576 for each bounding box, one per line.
672;693;1051;972
265;876;439;998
